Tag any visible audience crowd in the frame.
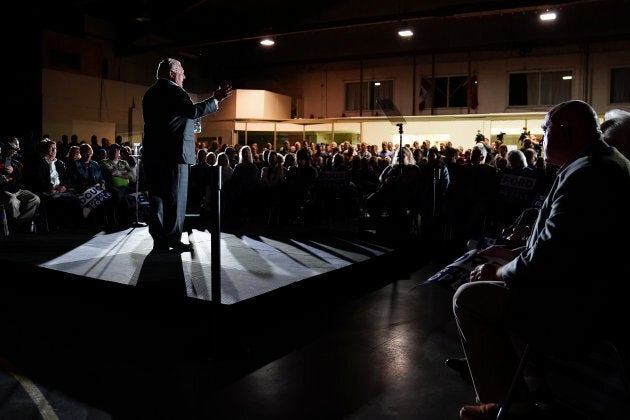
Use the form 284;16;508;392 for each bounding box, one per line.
1;104;628;241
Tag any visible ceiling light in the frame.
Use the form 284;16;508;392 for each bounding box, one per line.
562;75;572;80
260;38;275;46
398;28;414;37
540;11;557;21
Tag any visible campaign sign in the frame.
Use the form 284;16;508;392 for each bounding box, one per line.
420;249;509;290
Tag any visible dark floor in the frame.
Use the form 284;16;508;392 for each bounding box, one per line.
0;220;627;419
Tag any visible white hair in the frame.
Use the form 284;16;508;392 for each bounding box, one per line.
506;149;527;169
156;58;181;79
472;143;487;160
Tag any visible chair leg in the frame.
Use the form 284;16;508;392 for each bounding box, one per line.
496;344;531;420
1;204;9;236
39;204;50;233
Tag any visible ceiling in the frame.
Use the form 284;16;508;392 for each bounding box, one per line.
17;0;630;81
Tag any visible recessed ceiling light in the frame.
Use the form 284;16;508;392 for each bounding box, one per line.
398;29;414;37
540;11;557;21
260;38;275;46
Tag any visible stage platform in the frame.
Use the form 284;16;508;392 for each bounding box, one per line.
2;225;394;305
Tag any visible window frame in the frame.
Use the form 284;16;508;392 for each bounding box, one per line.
345;80;394;112
508;69;572;107
610;66;630;104
432;75;469;109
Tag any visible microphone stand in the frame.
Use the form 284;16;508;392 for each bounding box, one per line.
131;153;146;227
396;122;404;175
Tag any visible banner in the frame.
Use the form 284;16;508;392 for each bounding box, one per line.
419;249;509;291
126;191;150;209
79;184;112;210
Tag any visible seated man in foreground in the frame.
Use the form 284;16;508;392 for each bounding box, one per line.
452;100;630;420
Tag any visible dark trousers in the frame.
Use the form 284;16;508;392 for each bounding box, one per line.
146;162;189;244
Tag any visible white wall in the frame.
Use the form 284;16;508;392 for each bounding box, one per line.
287;42;630;121
42;69;147;144
41;39;630;148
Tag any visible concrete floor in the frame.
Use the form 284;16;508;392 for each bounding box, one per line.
0;222;626;419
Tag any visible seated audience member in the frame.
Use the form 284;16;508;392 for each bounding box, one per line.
601;108;630;159
285;147;318;200
449;143;499;243
69;143;113;221
259;150;286;189
453;100;630;420
494;149;540;227
0;137;41;231
378;140;394;160
101;143;136;225
283;152;297;170
121;145;137;169
417;147;450;236
259;150;287;223
188;148;211;214
225;145;260;223
64;145;81;168
365;146;421;219
213;151;233;221
69;144;106;190
30;139;71;195
101;144;135;188
282;147;319;223
94;147;108;163
29;138;82;229
205;151;217;166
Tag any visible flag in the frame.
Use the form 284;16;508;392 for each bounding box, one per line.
467;75;478;110
419;77;432;111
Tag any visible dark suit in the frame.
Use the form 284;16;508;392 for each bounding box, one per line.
501;140;630;342
142;78;219;246
453;139;630;403
30;157;71;194
29;157;82;228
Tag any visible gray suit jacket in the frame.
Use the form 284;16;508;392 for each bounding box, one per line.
142;78;219;166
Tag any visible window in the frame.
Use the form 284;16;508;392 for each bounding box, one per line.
610;67;630;104
237;131;274;147
432;75;468;108
419;75;471;110
345;80;393;111
509;70;572;106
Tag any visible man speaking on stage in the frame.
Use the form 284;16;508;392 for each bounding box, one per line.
142;58;233;252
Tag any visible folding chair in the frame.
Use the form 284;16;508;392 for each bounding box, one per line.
497;336;630;419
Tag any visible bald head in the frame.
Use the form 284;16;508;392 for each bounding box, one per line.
547;100;601;139
542;100;602;166
601;109;630;159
